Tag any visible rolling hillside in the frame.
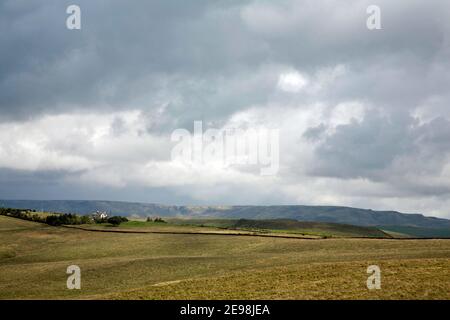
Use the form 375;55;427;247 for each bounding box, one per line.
0;215;449;299
170;218;391;238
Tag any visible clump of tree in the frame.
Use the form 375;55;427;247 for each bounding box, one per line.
1;207;130;227
146;216;166;223
30;214;44;222
45;213;92;226
94;217;108;224
0;207;46;223
107;216;128;226
0;207;93;226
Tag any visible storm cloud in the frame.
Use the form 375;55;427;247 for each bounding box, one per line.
1;0;450;218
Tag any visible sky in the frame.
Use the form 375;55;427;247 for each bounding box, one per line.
1;0;450;218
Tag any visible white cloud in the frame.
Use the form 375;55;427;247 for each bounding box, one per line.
0;110;168;172
277;71;308;92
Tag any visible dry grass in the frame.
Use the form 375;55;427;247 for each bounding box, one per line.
0;215;449;300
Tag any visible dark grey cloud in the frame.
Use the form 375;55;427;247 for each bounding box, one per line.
310;111;415;179
0;168;192;204
1;0;449;123
0;0;261;123
307;111;450;198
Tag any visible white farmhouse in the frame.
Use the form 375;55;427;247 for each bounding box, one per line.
92;210;108;220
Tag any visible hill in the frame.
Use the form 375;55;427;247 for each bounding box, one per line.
0;200;449;230
0;215;449;299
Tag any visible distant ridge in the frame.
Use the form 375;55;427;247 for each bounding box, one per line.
0;199;449;229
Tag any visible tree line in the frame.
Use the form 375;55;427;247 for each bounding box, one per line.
0;208;128;226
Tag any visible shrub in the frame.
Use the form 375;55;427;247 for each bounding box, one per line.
45;213;86;226
80;215;93;224
107;216;128;226
146;216;166;223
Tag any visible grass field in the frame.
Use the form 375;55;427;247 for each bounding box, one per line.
0;215;449;299
74;218;391;239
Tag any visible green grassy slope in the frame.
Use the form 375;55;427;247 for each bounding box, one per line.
70;218;389;238
169;218;391;238
380;226;450;238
